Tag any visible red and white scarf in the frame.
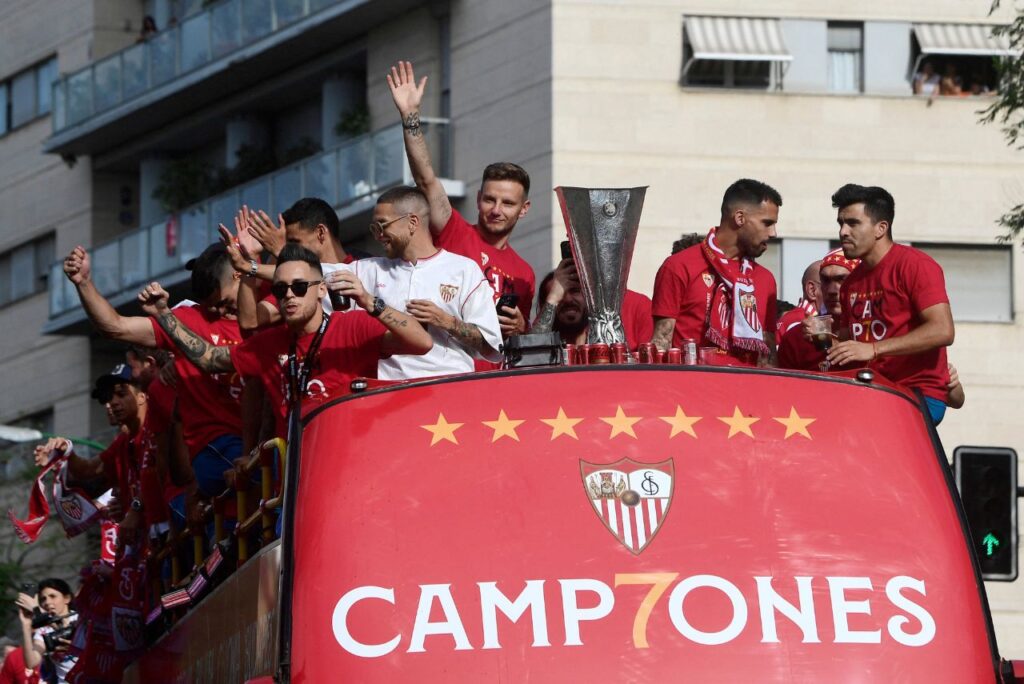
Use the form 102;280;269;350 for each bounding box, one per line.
701;227;770;357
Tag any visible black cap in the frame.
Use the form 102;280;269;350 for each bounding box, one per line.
90;363;137;401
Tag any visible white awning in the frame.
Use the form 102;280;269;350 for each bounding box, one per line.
913;23;1019;57
684;16;793;62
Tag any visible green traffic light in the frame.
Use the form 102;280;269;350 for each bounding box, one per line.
982;532;1001;557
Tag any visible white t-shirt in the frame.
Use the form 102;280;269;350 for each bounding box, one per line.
34;612;79;683
337;250;502;379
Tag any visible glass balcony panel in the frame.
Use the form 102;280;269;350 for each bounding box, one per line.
310;0;336;10
242;0;273;42
52;81;66;130
303;152;337;206
66;70;93;127
92;243;120;296
180;205;211;264
275;0;306;27
373;125;404;190
122;44;149;100
272;167;301;215
338;138;372;205
119;230;149;288
210;193;239;240
181;13;212;72
49;263;66;315
92;54;123;113
149;31;178;86
240;178;271;215
148;221;180;278
211;0;241;58
181;0;205;19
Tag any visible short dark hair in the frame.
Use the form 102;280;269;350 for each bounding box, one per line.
831;183;895;227
127;345;172;368
282;197;340;240
377;185;430;214
37;578;72;598
276;243;323;277
482;162;530;197
671;232;703;255
720;179;783;216
186;243;233;302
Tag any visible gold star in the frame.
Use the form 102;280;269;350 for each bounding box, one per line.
718;406;759;439
540;407;583;440
600;406;642;439
659;406;701;438
420;413;464;446
773;407;816;440
482;410;525;442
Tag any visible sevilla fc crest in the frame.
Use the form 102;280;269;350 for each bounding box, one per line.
580;458;674;555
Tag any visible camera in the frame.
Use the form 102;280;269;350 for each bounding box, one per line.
42;624;74;652
31;611;60;631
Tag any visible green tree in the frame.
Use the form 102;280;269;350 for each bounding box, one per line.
981;2;1024;241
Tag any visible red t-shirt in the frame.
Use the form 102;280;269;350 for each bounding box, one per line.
231;311;385;434
0;647;39;684
99;423;167;527
142;376;183;506
776;307;825;372
149;306;243;459
622;290;654;351
651;244;777;365
438;209;536;322
839;244;950;401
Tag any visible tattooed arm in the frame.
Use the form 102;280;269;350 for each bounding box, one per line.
531;302;557;333
331;271;433;357
137;283;234;373
387;60;452;233
406;299;491;355
651;317;675;352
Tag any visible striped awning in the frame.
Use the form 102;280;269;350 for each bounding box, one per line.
914;23;1019;57
684;16;793;62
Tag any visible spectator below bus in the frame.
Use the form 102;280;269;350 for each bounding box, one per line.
63;243;243;509
651;178;780;366
531;260;653;351
779;250;858;371
329;186;502;378
0;640;38;684
14;579;77;684
388;60;535;343
823;184;955;423
137;245;433;434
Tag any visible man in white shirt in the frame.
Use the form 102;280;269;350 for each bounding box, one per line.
332;186;502;379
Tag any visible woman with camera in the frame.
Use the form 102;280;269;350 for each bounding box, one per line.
14;579;78;684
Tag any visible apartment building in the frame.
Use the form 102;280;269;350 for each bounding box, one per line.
2;0;1024;654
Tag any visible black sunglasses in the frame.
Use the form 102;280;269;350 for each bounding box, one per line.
271;279;322;299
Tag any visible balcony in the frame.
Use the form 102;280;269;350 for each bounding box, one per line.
45;0;422;157
43;119;464;333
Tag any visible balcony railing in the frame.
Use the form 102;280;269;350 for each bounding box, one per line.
52;0;346;133
48;119;455;319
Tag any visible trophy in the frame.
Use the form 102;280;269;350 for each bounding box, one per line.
554;186;647;345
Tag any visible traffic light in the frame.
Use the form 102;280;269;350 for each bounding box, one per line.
954;446;1018;581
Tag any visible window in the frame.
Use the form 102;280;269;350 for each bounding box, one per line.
911;24;1013;96
0;56;58;134
914;244;1012;322
681;16;791;90
0;233;55;308
828;22;863;93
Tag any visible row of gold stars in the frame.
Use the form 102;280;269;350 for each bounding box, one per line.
419;405;815;446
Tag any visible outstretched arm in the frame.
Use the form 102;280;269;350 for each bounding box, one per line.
138;283;234;373
64;246;156;346
388;60;453;234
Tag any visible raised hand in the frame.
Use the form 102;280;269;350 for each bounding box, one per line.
63;246;91;285
33;437;71;467
218;224;251;274
247;210;286;258
387;60;427;117
234;205;262;259
137;282;170;317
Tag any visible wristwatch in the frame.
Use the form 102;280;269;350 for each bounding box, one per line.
368;296;386;318
130;498;143;512
246;259;259;278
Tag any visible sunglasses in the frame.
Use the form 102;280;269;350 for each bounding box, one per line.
369;213;412;237
271;280;322;299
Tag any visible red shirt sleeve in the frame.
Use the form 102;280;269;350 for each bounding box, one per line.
437;209;474;249
651;256;686;319
906;252;949;313
347;311;387;370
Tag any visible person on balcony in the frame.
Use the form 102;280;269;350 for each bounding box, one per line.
650;179;781;366
63;243;243;517
327;186;502;379
136;244;433;435
387;60;536;358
